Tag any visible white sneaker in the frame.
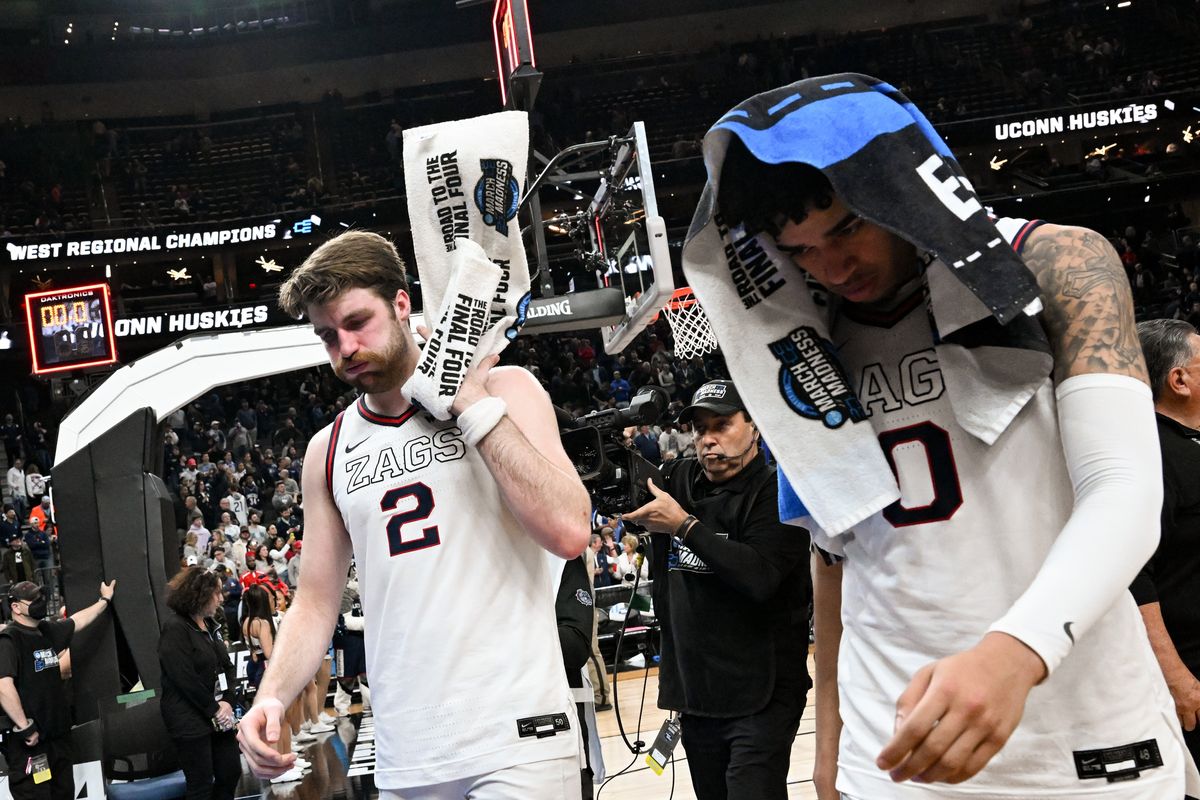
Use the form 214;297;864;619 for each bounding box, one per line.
270;767;306;784
333;684;352;716
292;729;316;743
293;758;310;768
318;712;337;725
307;720;336;734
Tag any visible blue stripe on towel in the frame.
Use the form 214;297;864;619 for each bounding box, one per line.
767;93;804;116
778;470;809;522
715;91;917;168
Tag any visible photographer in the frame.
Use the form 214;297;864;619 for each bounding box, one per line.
625;380;811;799
158;567;240;800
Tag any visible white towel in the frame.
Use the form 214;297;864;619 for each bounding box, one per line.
685;215;901;535
403;110;533;361
402;240;502;420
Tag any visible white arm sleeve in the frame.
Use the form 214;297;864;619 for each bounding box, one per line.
987;373;1162;676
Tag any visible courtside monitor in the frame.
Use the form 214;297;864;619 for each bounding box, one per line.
24;283;119;375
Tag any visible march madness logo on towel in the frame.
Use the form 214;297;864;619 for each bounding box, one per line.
475;159;520;235
769;326;866;429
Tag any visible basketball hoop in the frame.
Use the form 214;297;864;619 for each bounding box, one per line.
659;287;718;359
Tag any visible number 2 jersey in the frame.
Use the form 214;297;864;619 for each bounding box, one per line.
818;218;1196;799
326;392;577;790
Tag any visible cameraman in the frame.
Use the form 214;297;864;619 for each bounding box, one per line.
625;380;811;800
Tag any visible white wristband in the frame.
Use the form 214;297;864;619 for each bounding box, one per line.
458;396;507;447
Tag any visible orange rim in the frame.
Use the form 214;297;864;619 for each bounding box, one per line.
650;287;696;323
666;287;697;310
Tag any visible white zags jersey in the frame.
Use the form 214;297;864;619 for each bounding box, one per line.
828;218;1190;799
327;395;576;790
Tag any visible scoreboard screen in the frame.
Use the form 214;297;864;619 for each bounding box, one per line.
24;283;118;375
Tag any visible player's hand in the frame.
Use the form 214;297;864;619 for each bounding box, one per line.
216;700;235;727
237;696;296;778
415;323;499;417
1168;675;1200;731
99;580;116;600
623;479;689;535
451;353;500;417
877;632;1046;785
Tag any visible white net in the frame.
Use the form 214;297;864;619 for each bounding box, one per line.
664;293;719;360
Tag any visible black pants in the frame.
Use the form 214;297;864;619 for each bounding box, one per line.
173;731;242;800
680;679;807;800
4;735;74;800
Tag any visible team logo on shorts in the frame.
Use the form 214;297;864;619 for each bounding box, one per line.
474;159;520;236
768;326;866;429
575;589;593;607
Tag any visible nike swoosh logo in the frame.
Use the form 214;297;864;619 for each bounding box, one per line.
345;437;370;454
1063;621;1075;644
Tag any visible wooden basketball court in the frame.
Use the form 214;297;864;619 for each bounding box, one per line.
592;656;820;799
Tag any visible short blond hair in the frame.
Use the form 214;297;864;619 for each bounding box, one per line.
621;534;638;552
278;230;409;318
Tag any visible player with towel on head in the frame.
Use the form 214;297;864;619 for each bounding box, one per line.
685;74;1199;799
237;230;591;798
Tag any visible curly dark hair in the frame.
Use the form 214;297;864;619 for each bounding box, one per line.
165;566;221;617
717;135;833;238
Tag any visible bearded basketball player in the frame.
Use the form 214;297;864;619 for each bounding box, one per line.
237;231;590;799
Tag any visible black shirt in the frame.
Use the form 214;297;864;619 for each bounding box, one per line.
0;618;76;738
158;611;237;739
1131;413;1200;674
650;453;811;717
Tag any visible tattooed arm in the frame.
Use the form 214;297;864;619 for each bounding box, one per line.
1019;224;1149;384
877;224;1163;785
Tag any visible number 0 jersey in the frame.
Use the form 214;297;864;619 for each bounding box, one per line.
821;218;1195;798
326;392;577;790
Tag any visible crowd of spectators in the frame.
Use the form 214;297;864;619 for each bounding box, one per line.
158;368;356;615
501;319;726;462
1107;205;1200;323
2;411;62;596
2;0;1195;242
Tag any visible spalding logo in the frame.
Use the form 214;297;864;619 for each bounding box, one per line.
768;326;866;429
474;159;520;236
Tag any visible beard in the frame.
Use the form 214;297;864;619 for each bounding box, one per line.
333;311;411;394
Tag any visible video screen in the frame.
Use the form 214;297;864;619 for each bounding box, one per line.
24;283;119;374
